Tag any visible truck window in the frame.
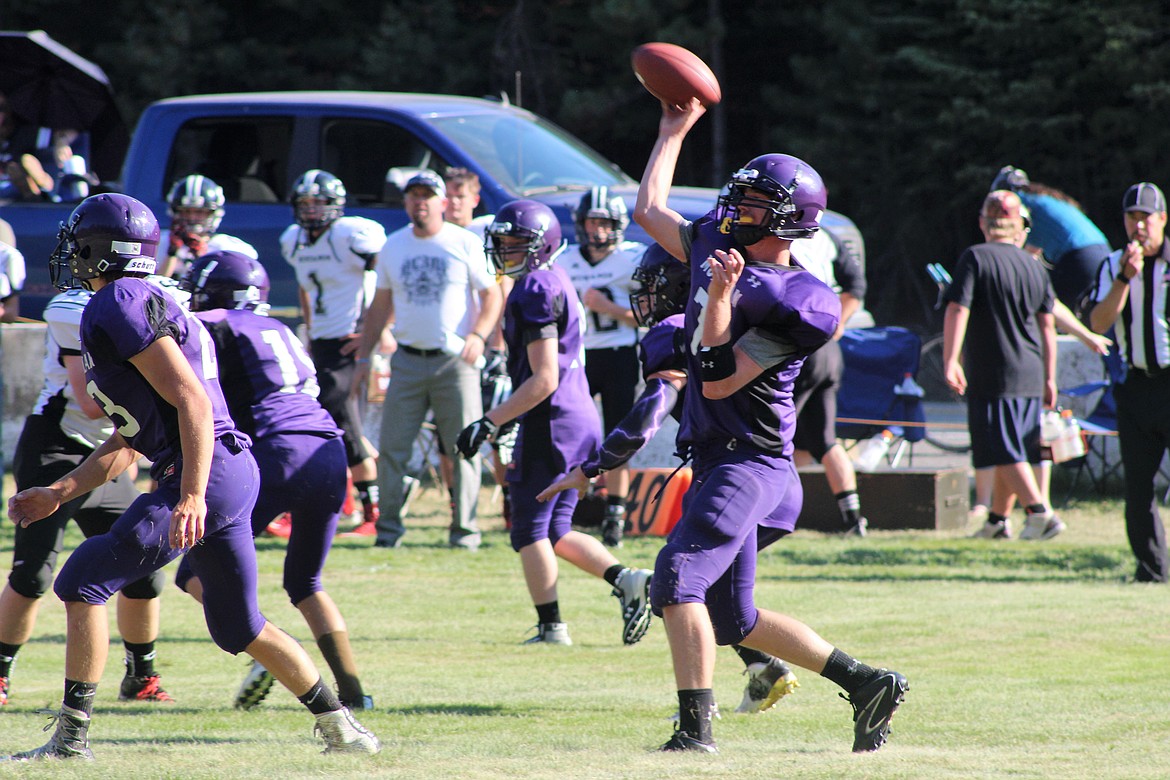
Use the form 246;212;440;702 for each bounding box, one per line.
166;118;293;203
320;119;448;207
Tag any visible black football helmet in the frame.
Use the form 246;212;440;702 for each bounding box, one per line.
291;169;346;230
572;186;629;249
167;174;225;238
184;250;270;313
631;244;690;327
51;193;160;289
715;153;826;245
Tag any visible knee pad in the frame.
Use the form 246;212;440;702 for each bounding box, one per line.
8;560;54;600
120;568;166;600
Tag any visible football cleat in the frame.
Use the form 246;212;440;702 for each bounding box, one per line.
0;707;93;762
613;567;653;645
843;669;908;752
0;676;9;706
843;517;868;537
265;513;293;539
338;521;377;539
734;660;799;714
234;659;276;710
314;707;381;755
522;622;572;646
119;674;175;703
1020;511;1066;541
658;727;718;754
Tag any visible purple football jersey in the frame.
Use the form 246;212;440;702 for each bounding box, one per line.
81;277;240;472
197;309;340;440
679;215;840;455
504;264;600;472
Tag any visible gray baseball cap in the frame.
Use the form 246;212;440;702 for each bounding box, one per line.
1123;182;1166;214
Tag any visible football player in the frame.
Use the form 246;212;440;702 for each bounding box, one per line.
176;250;371;712
156;174;257;279
455;199;653;647
3;194;378;760
633;97;908;754
559;188;645;546
281;170;386;534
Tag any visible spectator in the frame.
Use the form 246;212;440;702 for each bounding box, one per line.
157;174;257;279
457;199;652;647
443;167;494;238
0;93;41;201
790;228;869;535
992;166;1111;313
353;170;501;550
633;97;907;754
0;235;24;322
0;286;174;710
1089;182;1170;583
3;194;378;760
943;190;1064;541
559;188;645;546
18;129;99;203
281;170;386;534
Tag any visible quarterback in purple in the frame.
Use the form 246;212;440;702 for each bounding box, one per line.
3;195;378;761
634;99;907;754
175;250;370;711
456;199;653;648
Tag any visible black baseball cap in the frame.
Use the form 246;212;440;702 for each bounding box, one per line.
1123;182;1166;214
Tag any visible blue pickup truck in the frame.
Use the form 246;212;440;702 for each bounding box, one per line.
1;91;863;319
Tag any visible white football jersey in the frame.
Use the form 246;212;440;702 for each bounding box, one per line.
790;230;841;292
280;216;388;339
35;288;113;449
0;240;26;298
559;240;644;349
154;231;259;270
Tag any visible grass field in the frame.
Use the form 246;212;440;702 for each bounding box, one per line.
0;472;1167;779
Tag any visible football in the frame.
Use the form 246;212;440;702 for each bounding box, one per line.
631;42;722;106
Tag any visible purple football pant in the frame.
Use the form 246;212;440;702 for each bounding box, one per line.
650;443;800;646
508;455;580;552
55;439;266;655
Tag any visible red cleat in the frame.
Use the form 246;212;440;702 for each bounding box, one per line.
338;521;377;538
265;513;293;539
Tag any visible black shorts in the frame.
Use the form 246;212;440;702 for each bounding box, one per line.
792;341;843;460
967;395;1042;469
310;337;369;467
585;345;640;434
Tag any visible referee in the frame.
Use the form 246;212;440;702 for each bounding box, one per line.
1090;182;1170;583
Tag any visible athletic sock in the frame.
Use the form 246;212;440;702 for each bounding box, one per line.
732;644;774;668
354;480;379;516
0;642;20;678
63;679;98;718
603;564;625;587
298;678;343;715
317;631;364;705
1025;503;1048;515
677;688;716;742
820;648;878;695
988;512;1009;526
535;601;561;625
835;490;862;527
123;640;156;678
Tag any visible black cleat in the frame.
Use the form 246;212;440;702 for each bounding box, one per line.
844;668;908;752
659;727;718;754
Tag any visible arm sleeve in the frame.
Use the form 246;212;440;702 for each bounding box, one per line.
580;378;680;477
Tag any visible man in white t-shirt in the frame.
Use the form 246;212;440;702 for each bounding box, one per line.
156;175;257;279
559;187;645;546
282;169;388;534
353;170;502;550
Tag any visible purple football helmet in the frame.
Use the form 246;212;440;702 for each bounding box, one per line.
184;250;270;313
485;199;564;277
167;174;226;238
715;153;826;244
572;186;629;249
51;193;160;289
291;169;346;230
631;243;690;327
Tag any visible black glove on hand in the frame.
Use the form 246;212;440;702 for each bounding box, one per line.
456;416;498;458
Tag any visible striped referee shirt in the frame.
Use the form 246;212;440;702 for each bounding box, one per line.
1093;240;1170;371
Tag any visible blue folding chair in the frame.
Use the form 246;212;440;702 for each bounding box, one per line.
838;326;927;467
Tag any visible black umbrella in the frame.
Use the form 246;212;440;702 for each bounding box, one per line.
0;29;116;130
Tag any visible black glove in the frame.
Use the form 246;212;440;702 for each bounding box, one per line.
456;416;499;458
